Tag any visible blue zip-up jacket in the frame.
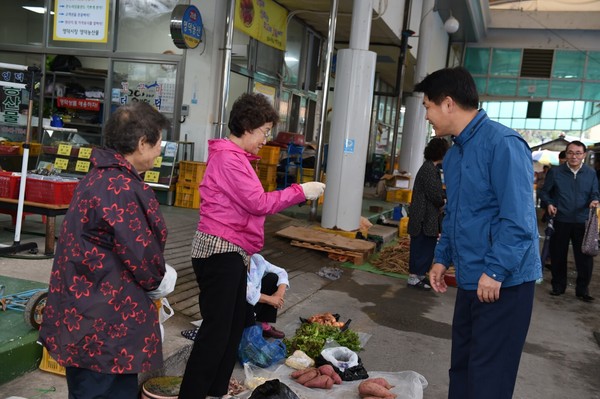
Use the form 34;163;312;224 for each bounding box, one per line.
539;163;599;223
434;110;542;290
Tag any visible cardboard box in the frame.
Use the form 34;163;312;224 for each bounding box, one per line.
382;174;410;189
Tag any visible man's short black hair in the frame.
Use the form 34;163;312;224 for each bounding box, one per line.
413;66;479;110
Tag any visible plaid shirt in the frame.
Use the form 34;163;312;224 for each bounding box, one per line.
191;230;250;267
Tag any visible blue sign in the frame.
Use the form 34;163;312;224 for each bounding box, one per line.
344;139;355;154
171;5;203;49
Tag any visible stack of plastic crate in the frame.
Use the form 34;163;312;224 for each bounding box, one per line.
175;161;206;209
256;145;281;191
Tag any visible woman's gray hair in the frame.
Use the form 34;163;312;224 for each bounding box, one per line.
104;102;170;154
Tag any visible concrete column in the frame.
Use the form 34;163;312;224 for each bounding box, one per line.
398;0;435;188
321;0;377;231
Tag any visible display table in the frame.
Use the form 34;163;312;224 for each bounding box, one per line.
0;198;69;255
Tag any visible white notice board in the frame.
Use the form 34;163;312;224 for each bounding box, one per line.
53;0;109;43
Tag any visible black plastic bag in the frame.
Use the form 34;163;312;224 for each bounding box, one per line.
248;379;299;399
315;354;369;381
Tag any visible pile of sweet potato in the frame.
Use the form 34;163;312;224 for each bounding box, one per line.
290;364;342;389
358;378;396;398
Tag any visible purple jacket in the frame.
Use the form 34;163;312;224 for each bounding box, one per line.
39;148;168;374
198;139;305;255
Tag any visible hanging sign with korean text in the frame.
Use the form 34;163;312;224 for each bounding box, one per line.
53;0;109;43
234;0;287;51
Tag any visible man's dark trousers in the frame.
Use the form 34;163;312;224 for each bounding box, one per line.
448;281;535;399
550;220;594;296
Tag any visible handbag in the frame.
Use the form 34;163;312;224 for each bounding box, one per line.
581;208;599;256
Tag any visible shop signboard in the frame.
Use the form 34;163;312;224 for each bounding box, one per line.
234;0;287;51
170;5;203;49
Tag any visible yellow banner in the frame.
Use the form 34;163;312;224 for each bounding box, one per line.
235;0;287;51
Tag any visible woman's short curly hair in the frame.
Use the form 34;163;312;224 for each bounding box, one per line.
104;102;170;154
424;137;450;162
228;93;279;137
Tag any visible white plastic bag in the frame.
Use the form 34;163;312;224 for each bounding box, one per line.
148;263;177;299
321;346;358;371
158;297;174;342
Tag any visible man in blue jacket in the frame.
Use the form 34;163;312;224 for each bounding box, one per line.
415;67;542;399
540;141;598;302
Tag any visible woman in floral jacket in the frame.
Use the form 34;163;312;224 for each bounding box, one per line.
39;102;170;399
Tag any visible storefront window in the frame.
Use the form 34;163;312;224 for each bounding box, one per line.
279;90;291;132
111;60;177;140
284;20;303;88
0;0;45;45
256;41;283;78
117;0;182;54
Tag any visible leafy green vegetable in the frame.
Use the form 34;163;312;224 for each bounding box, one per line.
283;322;361;359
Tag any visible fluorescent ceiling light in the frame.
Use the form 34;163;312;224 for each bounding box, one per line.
23;6;46;14
285;56;298;63
22;6;54;14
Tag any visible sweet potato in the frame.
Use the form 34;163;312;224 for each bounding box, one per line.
303;374;334;389
291;367;315;379
295;368;319;385
365;377;394;389
358;380;397;398
317;364;342;384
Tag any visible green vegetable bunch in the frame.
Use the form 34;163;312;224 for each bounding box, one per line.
283;322;361;359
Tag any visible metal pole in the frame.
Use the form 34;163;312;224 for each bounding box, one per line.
309;0;339;221
388;0;413;174
215;0;235;138
388;29;414;173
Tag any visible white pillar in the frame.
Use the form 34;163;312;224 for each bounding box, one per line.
321;0;377;231
398;0;435;187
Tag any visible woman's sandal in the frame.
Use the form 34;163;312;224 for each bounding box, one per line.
181;327;199;341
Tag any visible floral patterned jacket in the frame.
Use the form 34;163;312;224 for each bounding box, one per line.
39;148;168;374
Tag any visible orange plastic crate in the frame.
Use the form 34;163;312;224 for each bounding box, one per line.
262;181;278;192
0;172;21;199
386;188;412;203
258;145;281;165
174;182;200;209
178;161;207;184
257;164;277;185
25;177;78;205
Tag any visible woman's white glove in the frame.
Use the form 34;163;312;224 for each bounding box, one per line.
300;182;326;200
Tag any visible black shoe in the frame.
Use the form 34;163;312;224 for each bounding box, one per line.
549;289;563;296
576;294;595;302
408;279;431;291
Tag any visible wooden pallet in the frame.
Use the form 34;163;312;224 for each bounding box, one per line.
277;226;376;265
290;240;372;265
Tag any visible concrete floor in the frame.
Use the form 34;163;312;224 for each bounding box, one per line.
0;201;599;398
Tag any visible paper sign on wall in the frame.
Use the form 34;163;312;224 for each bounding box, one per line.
53;0;109;43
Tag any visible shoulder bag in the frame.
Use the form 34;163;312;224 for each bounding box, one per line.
581;208;599;256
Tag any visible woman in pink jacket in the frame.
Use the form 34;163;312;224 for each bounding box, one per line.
179;93;325;399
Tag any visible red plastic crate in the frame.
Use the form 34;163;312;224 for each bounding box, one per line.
25;177;78;205
0;172;21;199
